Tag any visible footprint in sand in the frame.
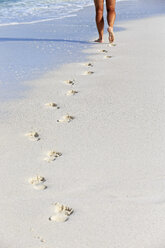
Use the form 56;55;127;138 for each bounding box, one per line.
85;62;93;67
28;176;47;190
25;131;40;141
45;102;60;109
83;71;94;75
49;202;74;223
64;79;75;86
104;55;112;59
99;49;108;53
57;114;74;123
44;150;62;163
66;90;78;96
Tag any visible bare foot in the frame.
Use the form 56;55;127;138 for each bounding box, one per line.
107;26;115;43
94;38;104;43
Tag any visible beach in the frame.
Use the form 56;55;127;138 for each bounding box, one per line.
0;0;165;247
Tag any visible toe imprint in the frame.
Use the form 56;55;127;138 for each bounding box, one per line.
66;90;78;96
25;131;40;141
57;114;74;123
54;202;74;216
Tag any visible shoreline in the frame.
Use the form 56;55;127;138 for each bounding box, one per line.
1;13;165;247
0;5;96;101
1;0;165;102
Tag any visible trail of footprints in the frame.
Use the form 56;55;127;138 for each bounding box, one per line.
25;46;113;244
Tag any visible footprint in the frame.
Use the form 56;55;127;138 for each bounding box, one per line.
25;131;40;141
44;150;62;162
99;49;108;53
104;55;112;59
83;71;94;75
28;175;45;184
28;176;47;190
85;62;93;67
49;202;74;223
45;102;59;109
57;114;74;123
64;80;75;85
66;90;78;96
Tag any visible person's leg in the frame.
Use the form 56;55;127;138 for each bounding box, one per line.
94;0;104;43
106;0;116;43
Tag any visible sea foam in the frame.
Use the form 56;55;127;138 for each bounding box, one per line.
0;0;124;26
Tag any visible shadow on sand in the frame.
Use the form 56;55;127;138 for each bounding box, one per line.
0;26;126;44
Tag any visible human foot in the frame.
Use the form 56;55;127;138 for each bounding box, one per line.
107;26;114;43
94;38;104;43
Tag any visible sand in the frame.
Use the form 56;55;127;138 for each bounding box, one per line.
0;15;165;248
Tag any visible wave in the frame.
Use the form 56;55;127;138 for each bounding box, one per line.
0;0;93;26
0;0;125;27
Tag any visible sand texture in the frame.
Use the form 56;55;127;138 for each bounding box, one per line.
0;16;165;248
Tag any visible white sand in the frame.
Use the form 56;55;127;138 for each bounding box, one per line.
0;15;165;247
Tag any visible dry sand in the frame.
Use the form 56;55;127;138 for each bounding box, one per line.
0;15;165;248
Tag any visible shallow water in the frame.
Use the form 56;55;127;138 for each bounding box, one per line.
0;0;92;25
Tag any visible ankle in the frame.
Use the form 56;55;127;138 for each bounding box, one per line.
108;26;113;31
